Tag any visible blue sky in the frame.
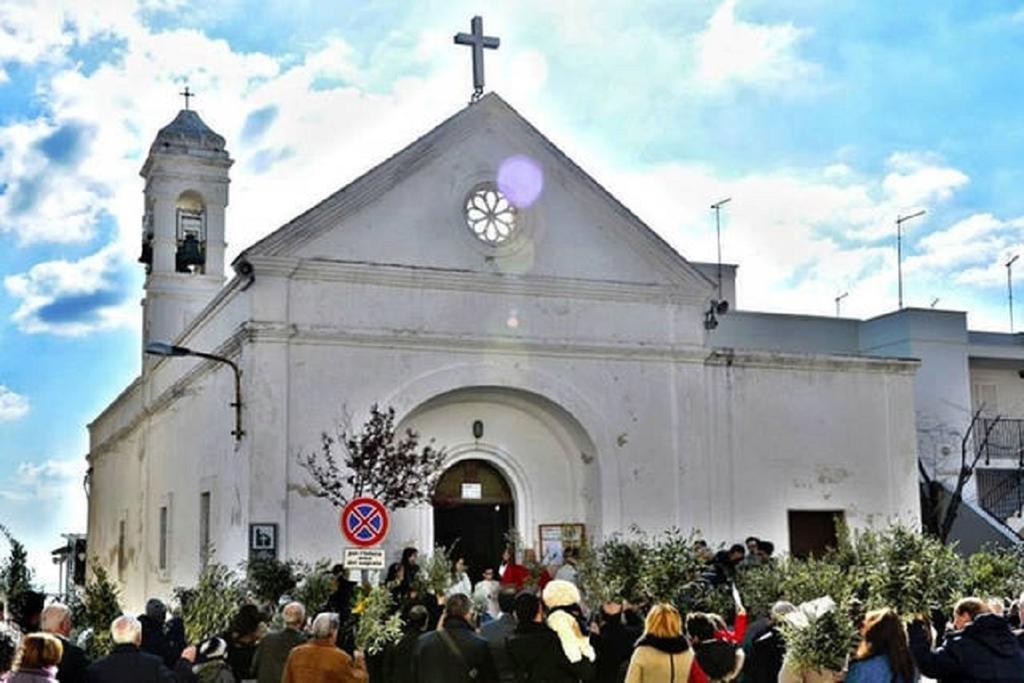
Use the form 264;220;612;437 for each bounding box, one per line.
1;0;1023;588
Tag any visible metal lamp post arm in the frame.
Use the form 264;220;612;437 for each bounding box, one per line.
190;351;244;440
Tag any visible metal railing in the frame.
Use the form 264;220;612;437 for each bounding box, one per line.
977;468;1024;521
976;417;1024;466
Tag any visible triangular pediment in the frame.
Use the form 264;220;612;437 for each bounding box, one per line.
238;94;714;296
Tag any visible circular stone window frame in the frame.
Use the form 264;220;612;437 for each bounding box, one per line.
458;178;536;257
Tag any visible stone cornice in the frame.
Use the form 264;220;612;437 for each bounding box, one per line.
245;255;705;305
247;321;920;374
705;348;919;375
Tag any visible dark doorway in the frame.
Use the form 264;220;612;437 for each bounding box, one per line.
788;509;845;559
433;459;514;583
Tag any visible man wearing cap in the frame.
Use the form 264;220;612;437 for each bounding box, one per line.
192;637;235;683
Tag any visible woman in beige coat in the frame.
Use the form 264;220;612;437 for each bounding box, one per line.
626;603;694;683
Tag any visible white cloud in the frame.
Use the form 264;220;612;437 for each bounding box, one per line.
0;456;88;593
4;245;134;335
596;149;978;319
0;385;29;421
882;151;969;211
912;213;1024;288
0;458;84;502
0;119;104;244
694;0;820;91
0;1;70;68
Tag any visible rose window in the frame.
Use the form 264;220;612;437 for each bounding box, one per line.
465;185;518;245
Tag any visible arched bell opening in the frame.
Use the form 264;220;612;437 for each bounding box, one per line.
175;190;206;274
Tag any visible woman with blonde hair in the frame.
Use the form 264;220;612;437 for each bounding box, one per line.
2;633;63;682
625;603;693;683
845;609;916;683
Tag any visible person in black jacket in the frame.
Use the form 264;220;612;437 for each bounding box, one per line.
166;607;187;669
41;603;90;683
412;594;495;683
507;587;596;683
223;605;266;681
139;599;171;666
383;605;429;683
908;597;1024;683
86;614;196;683
743;602;795;683
591;602;639;683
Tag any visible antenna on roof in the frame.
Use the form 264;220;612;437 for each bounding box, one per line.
710;197;732;305
835;292;849;317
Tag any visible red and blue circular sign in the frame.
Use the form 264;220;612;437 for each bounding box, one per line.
340;497;389;547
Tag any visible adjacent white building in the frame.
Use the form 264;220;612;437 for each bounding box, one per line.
715;307;1024;552
86;94;928;608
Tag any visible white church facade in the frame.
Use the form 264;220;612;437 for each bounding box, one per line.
86;94;922;608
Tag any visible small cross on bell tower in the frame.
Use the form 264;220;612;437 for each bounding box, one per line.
179;85;195;110
454;16;500;103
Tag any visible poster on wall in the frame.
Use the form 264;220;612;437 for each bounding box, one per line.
249;523;278;561
538;523;585;566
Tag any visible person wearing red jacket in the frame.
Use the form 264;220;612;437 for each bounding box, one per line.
687;585;747;683
499;546;530;589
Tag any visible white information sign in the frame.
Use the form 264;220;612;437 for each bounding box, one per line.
461;482;482;499
344;547;386;570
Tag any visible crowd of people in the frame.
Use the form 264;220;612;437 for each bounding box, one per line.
2;536;1024;683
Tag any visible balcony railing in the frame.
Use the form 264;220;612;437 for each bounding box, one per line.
975;417;1024;466
977;468;1024;521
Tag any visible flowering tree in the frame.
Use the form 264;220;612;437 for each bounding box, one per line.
299;404;446;509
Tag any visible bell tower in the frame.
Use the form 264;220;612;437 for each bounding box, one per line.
139;105;233;369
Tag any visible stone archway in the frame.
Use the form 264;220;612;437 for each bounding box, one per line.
387;385;601;562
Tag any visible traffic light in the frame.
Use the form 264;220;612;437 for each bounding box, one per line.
72;538;87;586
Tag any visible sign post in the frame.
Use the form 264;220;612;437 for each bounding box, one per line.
340;497;390;580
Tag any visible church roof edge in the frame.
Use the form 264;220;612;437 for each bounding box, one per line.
234;92;713;291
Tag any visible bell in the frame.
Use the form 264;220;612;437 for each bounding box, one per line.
176;234;205;272
138;240;152;265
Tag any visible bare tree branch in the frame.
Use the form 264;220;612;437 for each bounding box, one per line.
939;407;1002;542
299;404;446;510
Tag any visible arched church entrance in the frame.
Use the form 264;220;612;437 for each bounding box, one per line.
432;459;514;582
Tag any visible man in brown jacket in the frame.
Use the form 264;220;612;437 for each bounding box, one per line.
282;612;367;683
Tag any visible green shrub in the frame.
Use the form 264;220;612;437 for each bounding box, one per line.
244;557;302;605
963;545;1024;601
174;563;245;644
859;525;965;615
419;546;452;596
81;565;122;659
781;599;858;673
353;585;403;655
291;559;336;616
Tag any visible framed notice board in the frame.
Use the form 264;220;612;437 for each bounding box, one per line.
538;523;585;566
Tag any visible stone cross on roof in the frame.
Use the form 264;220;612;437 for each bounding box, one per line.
179;85;195;110
454;16;500;102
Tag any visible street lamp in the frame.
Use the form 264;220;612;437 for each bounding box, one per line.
1008;254;1020;332
144;342;244;440
896;210;926;309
